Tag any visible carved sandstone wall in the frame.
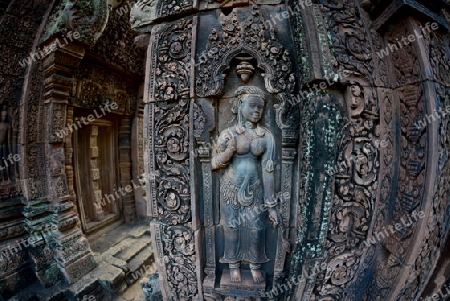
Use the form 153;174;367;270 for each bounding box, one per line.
132;0;450;300
0;0;449;300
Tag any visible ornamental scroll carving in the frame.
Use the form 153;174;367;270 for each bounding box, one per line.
151;223;198;300
320;0;373;83
146;18;194;225
153;99;191;225
143;16;198;300
136;0;450;299
327;107;379;292
147;18;193;104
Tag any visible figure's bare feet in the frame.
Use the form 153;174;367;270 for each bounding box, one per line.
251;269;264;283
230;268;242;282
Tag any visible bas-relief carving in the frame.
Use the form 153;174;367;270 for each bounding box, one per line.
23;64;47;200
390;24;450;300
142;5;301;300
145;17;194;225
131;0;194;30
196;5;295;98
137;0;450;300
212;86;281;285
71;63;137;114
143;16;198;299
194;7;301;301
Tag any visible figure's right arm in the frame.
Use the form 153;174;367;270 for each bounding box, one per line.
211;129;236;170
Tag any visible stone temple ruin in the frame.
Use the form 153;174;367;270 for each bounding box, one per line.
0;0;450;300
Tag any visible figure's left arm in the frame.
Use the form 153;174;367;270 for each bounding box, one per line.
261;130;281;226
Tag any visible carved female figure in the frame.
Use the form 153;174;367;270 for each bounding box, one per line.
212;86;281;284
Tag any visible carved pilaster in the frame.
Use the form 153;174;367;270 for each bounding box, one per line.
64;106;77;206
41;40;96;284
143;15;200;300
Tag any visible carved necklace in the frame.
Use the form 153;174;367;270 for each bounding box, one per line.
240;121;265;137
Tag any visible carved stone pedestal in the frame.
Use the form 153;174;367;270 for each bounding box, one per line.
220;269;266;292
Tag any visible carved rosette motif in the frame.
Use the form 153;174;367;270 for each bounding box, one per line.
146;18;194;225
152;94;191;226
144;16;199;298
149;19;193;103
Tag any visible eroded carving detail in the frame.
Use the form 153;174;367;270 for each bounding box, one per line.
92;2;144;75
395;80;450;300
130;0;194;30
387;23;420;86
43;0;109;45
